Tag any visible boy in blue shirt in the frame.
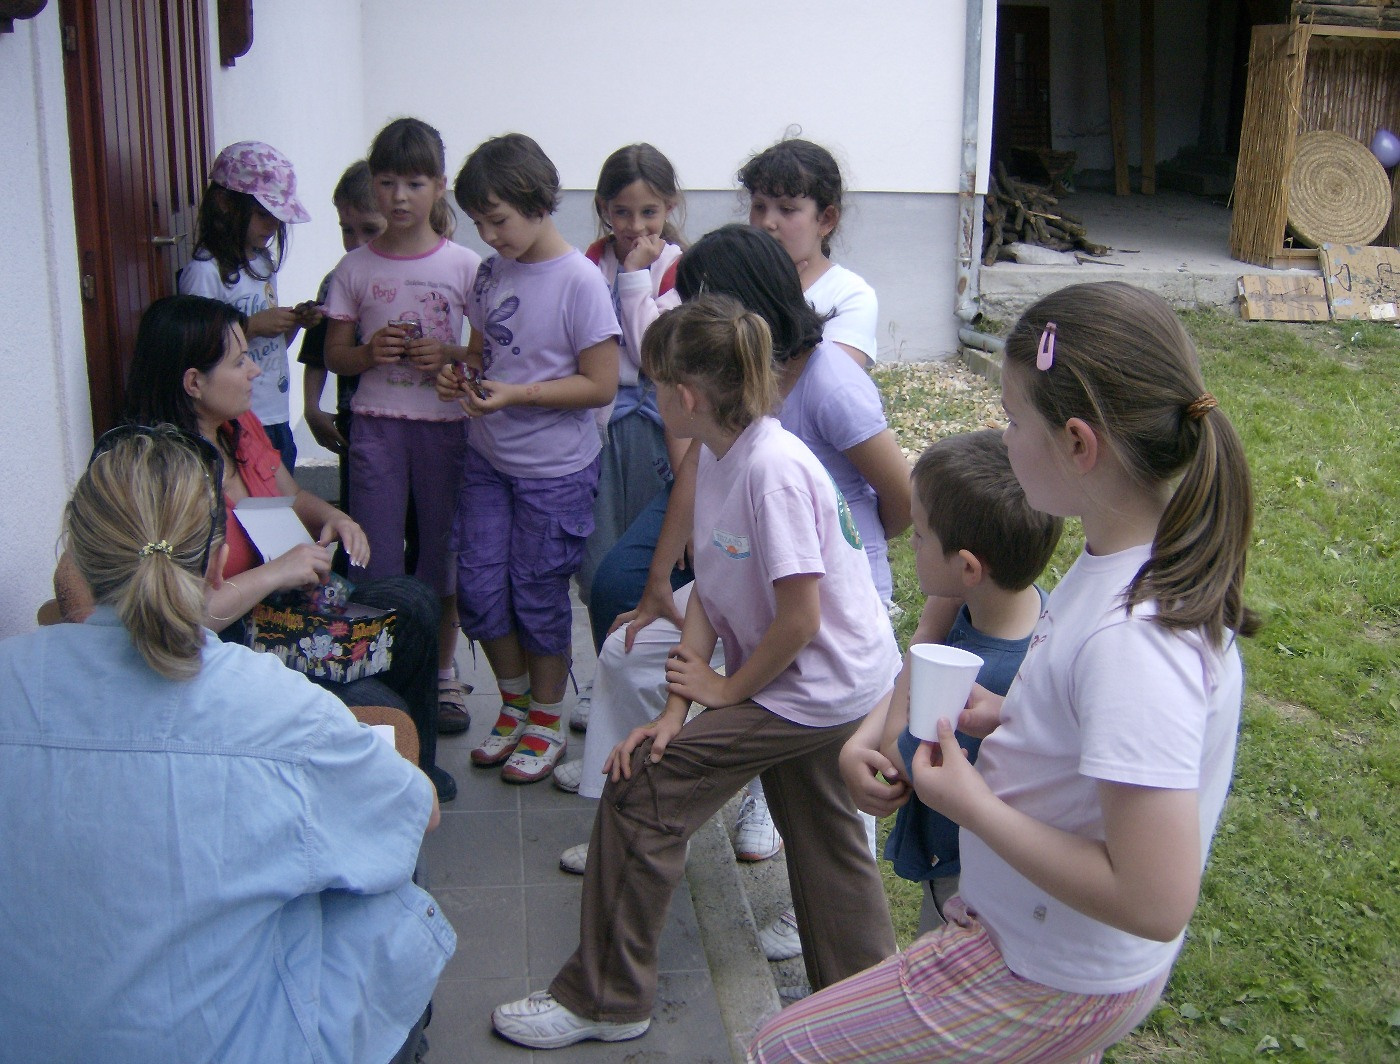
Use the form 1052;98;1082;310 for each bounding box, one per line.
881;430;1062;932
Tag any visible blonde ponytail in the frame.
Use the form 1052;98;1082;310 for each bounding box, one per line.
641;294;778;434
68;428;224;680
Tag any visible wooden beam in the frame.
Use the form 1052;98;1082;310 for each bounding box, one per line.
1103;0;1131;195
1140;0;1156;193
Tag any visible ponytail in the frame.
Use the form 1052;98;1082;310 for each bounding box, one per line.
641;293;779;434
68;428;225;680
1004;282;1258;646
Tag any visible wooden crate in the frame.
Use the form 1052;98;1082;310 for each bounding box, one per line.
1230;23;1400;267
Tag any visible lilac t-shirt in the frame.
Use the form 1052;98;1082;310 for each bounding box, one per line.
467;250;620;478
324;238;480;421
779;339;893;599
692;417;900;727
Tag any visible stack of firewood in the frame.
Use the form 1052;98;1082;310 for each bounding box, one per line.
982;163;1109;266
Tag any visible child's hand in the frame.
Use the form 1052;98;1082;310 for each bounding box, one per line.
910;717;992;825
605;707;686;781
315;514;369;570
839;738;911;818
958;683;1004;739
664;644;729;707
404;336;447;373
370;325;411;365
247;306;300;339
609;576;685;650
622;234;666;272
292;301;324;329
457;377;515;416
435;362;468;402
305;408;346;453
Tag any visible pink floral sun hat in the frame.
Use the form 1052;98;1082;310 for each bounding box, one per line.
209;141;311;224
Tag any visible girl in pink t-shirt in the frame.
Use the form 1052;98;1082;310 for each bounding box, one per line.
324;118;480;737
488;294;899;1051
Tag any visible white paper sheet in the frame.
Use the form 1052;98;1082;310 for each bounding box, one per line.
233;496;314;561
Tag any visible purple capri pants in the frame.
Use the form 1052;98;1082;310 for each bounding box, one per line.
453;446;599;656
347;416;468;595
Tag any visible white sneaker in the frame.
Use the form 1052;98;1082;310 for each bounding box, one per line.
559;842;588;875
552;758;583;793
733;792;783;862
492;990;649;1049
570;682;592;733
758;906;802;961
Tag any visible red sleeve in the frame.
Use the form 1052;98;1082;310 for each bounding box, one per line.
584;238;607;265
221;412;284;578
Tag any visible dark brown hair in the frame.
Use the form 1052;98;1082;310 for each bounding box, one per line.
641;294;778;435
738;137;845;257
193;185;286;285
913;430;1062;591
1004;281;1259;644
593;143;686;246
454;133;560;219
366;120;455;237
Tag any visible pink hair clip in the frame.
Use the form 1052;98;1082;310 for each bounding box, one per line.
1035;322;1057;371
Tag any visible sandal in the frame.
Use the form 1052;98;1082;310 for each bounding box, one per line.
500;724;566;784
438;678;472;736
470;705;528;766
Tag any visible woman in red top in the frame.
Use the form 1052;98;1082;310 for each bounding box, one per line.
119;294;455;800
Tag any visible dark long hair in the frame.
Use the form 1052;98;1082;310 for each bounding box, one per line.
674;225;824;363
193;184;286;285
124;294;247;456
1004;281;1259;645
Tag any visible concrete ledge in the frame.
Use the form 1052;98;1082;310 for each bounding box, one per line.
687;810;781;1063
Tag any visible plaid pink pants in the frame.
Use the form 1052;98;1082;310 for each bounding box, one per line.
747;897;1169;1064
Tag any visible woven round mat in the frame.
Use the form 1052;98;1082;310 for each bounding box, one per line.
1287;131;1392;247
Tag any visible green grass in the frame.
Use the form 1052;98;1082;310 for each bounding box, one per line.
870;316;1400;1062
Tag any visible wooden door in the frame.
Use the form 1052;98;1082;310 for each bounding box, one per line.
60;0;212;435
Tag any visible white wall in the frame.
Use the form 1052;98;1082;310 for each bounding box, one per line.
361;0;989;195
0;9;90;637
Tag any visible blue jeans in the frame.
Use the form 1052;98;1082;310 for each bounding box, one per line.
586;481;693;653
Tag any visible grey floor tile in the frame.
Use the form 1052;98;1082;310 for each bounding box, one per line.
424;976;534;1064
434;885;528;982
519;806;598;885
522;882;586;977
423;809;522;889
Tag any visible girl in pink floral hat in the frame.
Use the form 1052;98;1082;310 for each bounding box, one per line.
178;141;319;471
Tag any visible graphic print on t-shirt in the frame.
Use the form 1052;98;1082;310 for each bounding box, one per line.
472;263;521;370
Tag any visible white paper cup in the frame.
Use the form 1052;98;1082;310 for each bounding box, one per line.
908;643;984;742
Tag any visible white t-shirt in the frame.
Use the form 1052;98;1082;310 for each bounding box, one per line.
179;253;290;426
323;238;481;421
691;416;900;726
805;264;878;364
959;545;1243;994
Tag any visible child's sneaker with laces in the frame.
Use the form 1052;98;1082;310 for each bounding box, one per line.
733;791;783;861
552;758;583;793
491;990;649;1049
758;906;802;961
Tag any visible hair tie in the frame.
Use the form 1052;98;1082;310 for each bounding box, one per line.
1035;322;1057;371
138;540;174;558
1186;393;1219;420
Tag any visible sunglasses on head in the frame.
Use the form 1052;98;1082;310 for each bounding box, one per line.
88;424;225;576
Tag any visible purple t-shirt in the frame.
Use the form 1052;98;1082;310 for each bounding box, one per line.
324;238;480;421
779;339;892;599
466;250;620;478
